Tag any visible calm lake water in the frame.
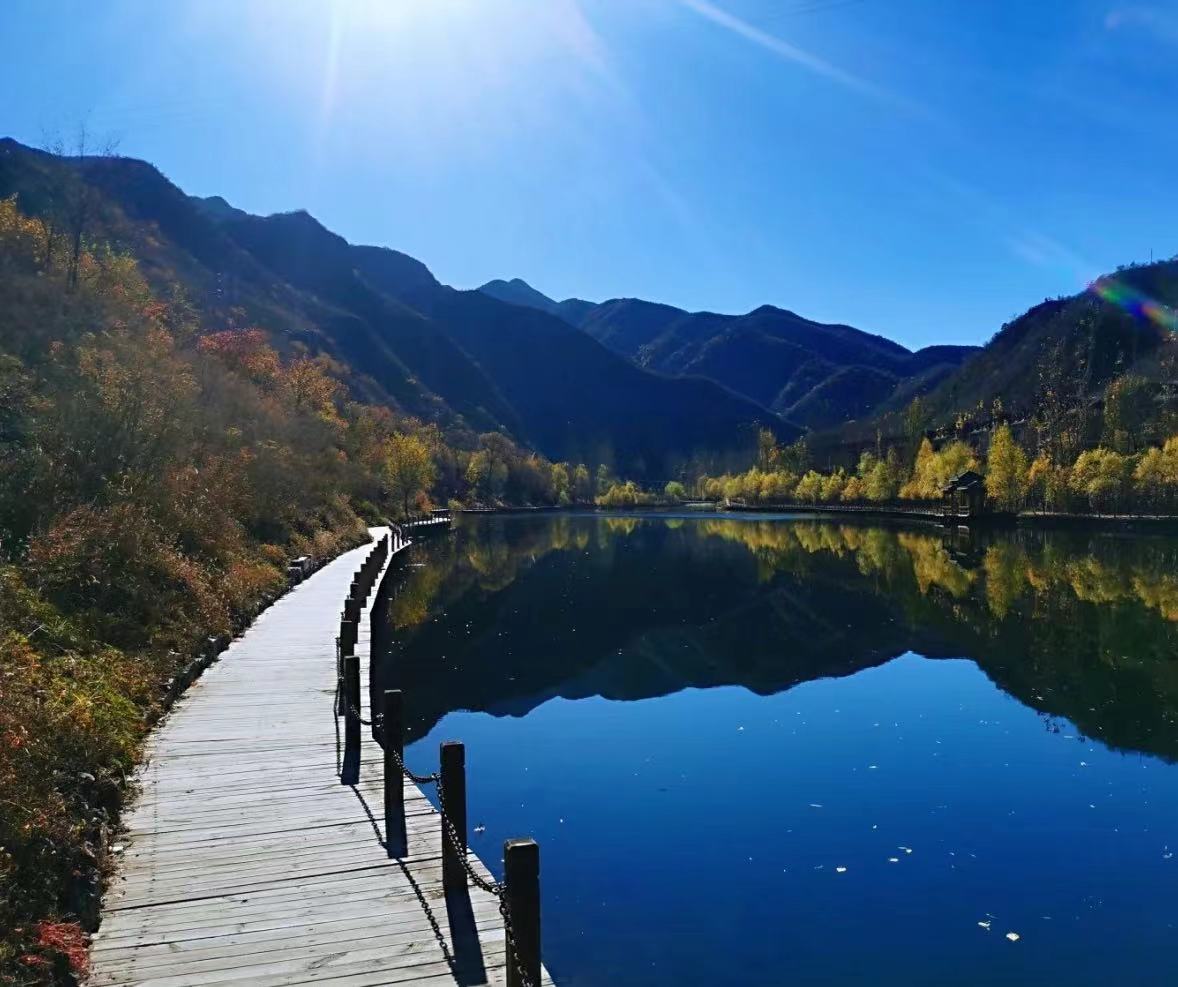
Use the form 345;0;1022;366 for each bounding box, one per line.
373;512;1178;986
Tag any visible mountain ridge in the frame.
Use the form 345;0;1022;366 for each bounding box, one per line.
476;277;978;429
0;137;793;477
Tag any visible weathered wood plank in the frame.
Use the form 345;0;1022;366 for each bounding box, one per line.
89;528;553;986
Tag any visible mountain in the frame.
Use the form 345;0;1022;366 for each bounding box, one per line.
913;272;1175;421
478;283;977;430
818;261;1178;454
574;301;977;428
0;138;795;477
478;277;595;325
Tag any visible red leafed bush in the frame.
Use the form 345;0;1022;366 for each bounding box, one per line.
33;922;89;979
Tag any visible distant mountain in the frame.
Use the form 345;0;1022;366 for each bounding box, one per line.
0;138;792;477
478;277;594;326
482;284;977;430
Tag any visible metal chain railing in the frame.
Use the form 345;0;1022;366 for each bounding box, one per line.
335;702;536;986
411;738;536;987
334;531;537;987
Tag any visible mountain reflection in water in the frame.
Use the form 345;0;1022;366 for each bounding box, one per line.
372;512;1178;762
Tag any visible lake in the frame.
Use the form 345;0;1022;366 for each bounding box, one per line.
372;512;1178;986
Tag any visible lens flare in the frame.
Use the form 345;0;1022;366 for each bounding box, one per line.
1090;276;1178;333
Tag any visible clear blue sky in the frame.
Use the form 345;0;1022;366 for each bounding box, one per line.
2;0;1176;349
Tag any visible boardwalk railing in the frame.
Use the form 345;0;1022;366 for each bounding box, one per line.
401;509;454;529
336;525;543;987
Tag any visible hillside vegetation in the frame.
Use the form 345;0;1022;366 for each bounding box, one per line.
825;259;1178;456
0;138;788;480
0;195;593;985
689;420;1178;517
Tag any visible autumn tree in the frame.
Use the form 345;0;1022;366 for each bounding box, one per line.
384;433;435;518
572;464;592;503
820;468;847;502
595;464;613;497
901;440;978;500
1026;453;1067;512
756;428;781;472
985;424;1030;512
550;463;571;505
1132;436;1178;510
903;396;929;454
42;127;119;288
1069;447;1130;513
1033;337;1084;463
794;470;824;502
779;438;809;474
283;355;342;424
1102;374;1154;453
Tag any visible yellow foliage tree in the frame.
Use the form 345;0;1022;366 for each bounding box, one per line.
1132;436;1178;510
384;433;436;518
901;440;978;500
1069;448;1130;513
985;424;1030;512
795;470;824;502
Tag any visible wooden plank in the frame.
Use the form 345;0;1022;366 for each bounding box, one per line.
90;528;554;986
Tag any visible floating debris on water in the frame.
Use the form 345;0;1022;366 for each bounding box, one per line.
888;857;899;863
1005;932;1021;942
835;866;847;873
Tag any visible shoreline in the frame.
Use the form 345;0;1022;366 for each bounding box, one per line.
460;502;1178;532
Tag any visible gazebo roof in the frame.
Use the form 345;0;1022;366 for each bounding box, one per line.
942;469;984;494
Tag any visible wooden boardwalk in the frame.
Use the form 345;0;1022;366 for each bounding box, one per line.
90;528;554;986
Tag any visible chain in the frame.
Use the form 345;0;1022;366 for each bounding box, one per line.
335;708;536;987
432;774;536;987
331;541;534;987
433;772;503;896
345;702;376;727
498;893;537;987
387;741;442;787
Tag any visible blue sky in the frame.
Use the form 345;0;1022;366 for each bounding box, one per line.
2;0;1176;349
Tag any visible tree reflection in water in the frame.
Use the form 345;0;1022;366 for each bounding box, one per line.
372;513;1178;760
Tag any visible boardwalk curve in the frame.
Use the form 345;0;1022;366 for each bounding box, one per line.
90;528;554;986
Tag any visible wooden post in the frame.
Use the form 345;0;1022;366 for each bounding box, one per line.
382;690;403;841
340;618;356;656
504;839;541;987
370;593;385;658
343;654;361;757
440;741;466;896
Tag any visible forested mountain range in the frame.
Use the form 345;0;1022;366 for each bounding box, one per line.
0;138;792;479
477;253;1178;463
477;277;978;429
4;136;1175;482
